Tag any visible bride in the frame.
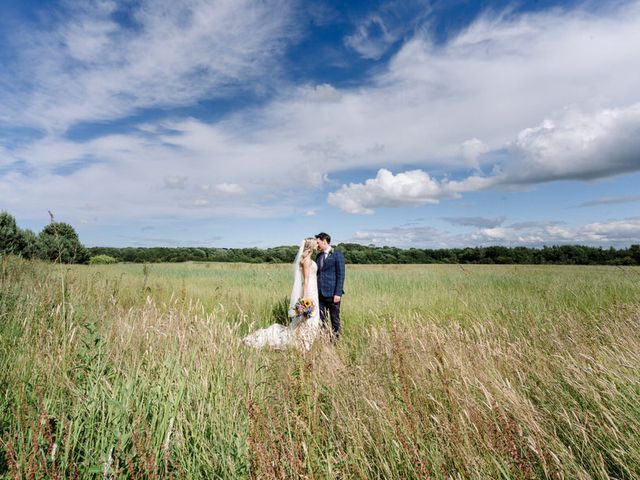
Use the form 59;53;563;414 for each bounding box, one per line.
243;238;321;351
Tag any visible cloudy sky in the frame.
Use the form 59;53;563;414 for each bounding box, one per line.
1;0;639;248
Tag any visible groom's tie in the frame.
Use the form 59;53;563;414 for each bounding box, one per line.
319;252;326;270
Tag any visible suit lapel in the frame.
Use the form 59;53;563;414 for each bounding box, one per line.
318;251;332;271
323;251;332;271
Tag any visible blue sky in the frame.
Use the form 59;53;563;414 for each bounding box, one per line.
1;0;639;248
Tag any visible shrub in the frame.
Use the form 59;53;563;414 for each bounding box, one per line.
89;254;118;265
271;296;290;325
38;222;89;264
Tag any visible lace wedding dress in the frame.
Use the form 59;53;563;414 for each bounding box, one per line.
243;242;320;351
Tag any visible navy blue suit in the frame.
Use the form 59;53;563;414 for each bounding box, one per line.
315;249;345;340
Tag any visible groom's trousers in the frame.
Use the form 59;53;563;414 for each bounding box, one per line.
319;296;341;341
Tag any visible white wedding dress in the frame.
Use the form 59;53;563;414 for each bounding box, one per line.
243;247;320;352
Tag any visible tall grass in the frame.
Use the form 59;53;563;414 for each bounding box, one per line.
1;256;639;478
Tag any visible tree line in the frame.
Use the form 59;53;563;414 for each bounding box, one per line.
2;211;639;265
88;243;640;265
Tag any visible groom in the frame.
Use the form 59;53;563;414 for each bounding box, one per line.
315;232;345;342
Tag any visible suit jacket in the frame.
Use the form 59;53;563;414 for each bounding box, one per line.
315;249;345;298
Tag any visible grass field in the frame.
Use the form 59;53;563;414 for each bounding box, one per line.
1;257;639;479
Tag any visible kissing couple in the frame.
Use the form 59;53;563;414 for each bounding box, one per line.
243;232;346;351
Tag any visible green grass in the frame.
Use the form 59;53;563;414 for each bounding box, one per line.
1;257;639;479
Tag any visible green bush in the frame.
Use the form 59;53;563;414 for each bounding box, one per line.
38;222;89;264
89;254;118;265
0;211;26;255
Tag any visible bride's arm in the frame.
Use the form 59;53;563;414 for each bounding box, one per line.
301;257;311;298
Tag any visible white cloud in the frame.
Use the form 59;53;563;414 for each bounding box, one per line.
468;218;640;246
344;0;432;60
328;169;459;214
164;176;187;189
326;167;504;214
503;104;640;184
1;0;296;132
472;227;510;241
345;16;396;60
485;102;640;187
117;233;223;247
303;84;343;103
351;218;640;248
443;216;505;228
577;195;640;207
460;138;489;170
328;103;640;214
207;183;245;196
582;218;640;241
353;226;448;247
192;199;210;207
509;220;565;230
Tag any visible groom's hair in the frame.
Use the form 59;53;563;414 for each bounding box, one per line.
315;232;331;244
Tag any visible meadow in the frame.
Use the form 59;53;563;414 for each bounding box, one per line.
1;256;639;479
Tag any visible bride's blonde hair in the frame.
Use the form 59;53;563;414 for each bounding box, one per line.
299;238;317;264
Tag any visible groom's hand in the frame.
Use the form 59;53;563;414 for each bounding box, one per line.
333;295;341;304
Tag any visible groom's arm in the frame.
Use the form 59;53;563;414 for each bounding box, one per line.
334;250;345;300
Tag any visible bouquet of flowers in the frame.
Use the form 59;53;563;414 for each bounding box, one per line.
293;297;315;320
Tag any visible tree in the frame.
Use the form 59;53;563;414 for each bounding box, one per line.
38;222;89;264
20;229;39;259
0;211;26;255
